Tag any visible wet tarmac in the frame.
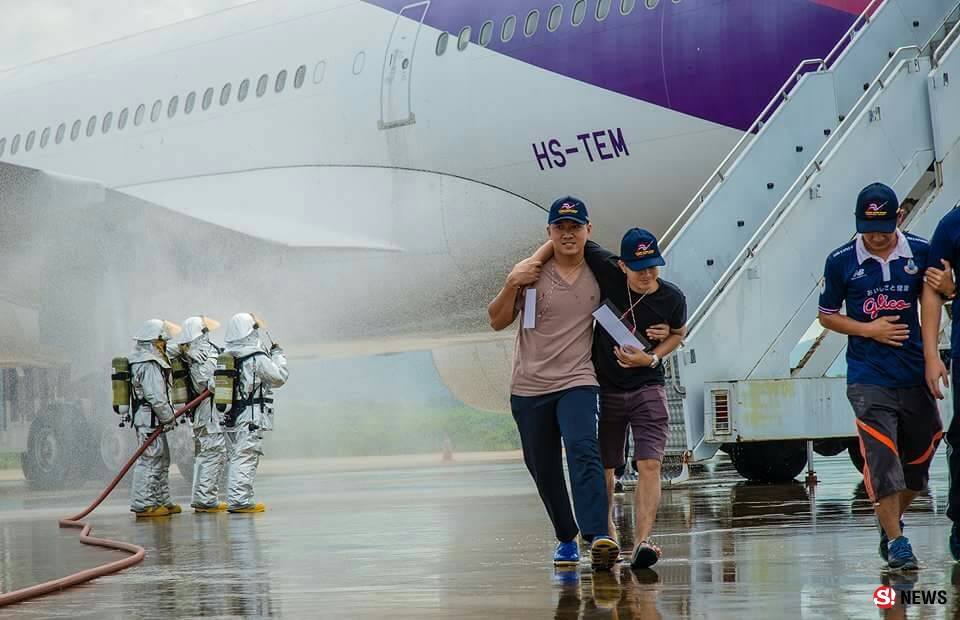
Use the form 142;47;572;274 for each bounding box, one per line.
0;451;958;619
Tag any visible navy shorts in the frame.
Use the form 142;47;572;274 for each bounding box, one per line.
847;384;942;502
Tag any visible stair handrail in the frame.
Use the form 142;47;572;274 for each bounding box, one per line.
661;0;888;248
820;0;884;70
935;14;960;65
686;45;923;334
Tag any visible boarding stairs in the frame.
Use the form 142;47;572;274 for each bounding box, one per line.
654;0;960;483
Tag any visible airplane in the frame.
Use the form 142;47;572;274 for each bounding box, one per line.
0;0;872;419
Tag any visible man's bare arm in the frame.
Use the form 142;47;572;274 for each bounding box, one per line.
531;241;553;264
921;283;950;398
651;328;685;359
488;259;542;331
818;312;909;346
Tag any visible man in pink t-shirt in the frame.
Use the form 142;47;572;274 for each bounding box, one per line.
488;196;619;571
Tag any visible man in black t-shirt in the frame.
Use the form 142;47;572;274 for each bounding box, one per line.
583;228;686;569
529;228;686;569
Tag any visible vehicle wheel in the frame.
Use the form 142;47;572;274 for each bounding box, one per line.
813;438;848;457
728;440;808;482
23;414;85;489
94;424;137;480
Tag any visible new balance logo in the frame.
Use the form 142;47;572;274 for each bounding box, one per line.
851;268;866;280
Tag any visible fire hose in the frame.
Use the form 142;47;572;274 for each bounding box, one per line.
0;390;210;608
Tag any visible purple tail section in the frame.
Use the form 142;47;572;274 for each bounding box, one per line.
365;0;866;130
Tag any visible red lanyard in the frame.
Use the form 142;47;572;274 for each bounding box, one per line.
621;285;647;334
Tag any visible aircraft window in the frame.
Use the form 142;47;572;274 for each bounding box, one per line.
257;74;269;97
621;0;636;14
0;138;5;158
151;99;162;122
40;127;51;148
313;61;326;83
646;0;659;7
185;91;196;114
597;0;611;20
202;87;214;110
275;70;287;93
86;115;97;137
572;1;587;25
478;21;493;47
71;120;82;139
353;51;366;74
548;5;563;31
237;79;250;102
525;10;540;36
436;32;449;55
25;130;36;151
56;123;66;143
134;105;145;126
220;83;232;105
501;15;516;41
458;26;471;51
118;108;129;130
11;134;20;154
102;112;113;134
168;96;179;118
294;65;306;88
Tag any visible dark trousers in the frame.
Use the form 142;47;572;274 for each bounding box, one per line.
511;386;608;542
949;363;960;522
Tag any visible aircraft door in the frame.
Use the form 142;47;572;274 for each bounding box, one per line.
379;1;429;129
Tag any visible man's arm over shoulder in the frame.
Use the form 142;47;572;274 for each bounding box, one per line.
584;240;623;282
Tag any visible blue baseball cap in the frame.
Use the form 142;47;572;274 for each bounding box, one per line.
620;228;665;271
855;183;898;233
548;196;589;225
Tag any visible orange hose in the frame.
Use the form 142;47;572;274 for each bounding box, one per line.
0;390;210;608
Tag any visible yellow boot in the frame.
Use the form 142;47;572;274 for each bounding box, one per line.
228;502;265;513
193;502;228;513
165;504;183;515
133;506;171;518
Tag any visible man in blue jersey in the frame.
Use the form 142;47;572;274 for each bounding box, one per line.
818;183;943;571
920;202;960;560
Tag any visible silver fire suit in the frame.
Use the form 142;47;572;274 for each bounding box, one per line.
181;330;225;509
129;341;176;512
224;332;288;510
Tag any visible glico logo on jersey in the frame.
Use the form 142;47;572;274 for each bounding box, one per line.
865;201;889;217
862;294;911;320
635;242;655;257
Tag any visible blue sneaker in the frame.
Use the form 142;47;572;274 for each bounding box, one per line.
950;523;960;562
878;519;904;562
590;536;620;571
554;540;580;567
887;536;919;571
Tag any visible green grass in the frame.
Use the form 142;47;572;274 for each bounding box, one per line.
263;400;520;458
0;452;20;470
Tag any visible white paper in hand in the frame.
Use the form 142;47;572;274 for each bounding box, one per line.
592;303;647;351
522;288;537;329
